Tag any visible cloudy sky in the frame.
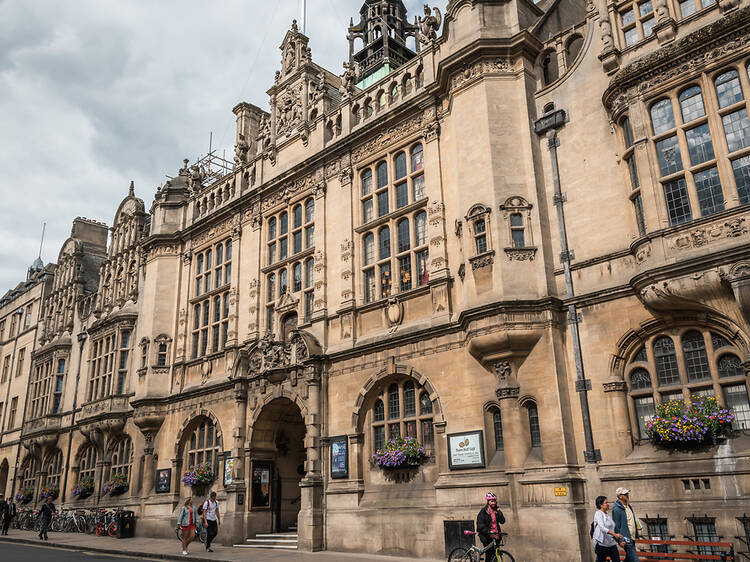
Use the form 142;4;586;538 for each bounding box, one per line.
0;0;429;293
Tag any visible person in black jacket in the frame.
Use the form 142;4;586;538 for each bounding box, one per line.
476;492;506;562
2;497;16;535
0;495;7;533
39;496;56;540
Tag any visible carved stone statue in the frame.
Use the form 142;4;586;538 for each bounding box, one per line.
599;13;614;50
654;0;669;21
340;62;359;97
311;72;326;106
234;133;249;165
418;4;442;44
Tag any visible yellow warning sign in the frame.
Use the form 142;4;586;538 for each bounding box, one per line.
554;487;568;496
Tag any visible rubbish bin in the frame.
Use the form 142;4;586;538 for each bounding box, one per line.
443;520;475;557
116;510;136;539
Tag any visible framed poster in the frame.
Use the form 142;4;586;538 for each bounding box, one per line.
447;430;485;470
251;461;271;508
224;457;234;486
155;468;171;493
330;436;348;479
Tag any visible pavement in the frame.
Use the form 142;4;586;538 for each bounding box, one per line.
0;530;443;562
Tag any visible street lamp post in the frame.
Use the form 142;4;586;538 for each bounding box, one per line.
61;328;87;504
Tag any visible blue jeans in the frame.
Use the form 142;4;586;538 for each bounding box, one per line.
623;541;639;562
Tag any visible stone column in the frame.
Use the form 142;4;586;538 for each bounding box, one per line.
141;434;156;497
603;380;633;460
231;382;248;484
496;384;526;470
347;433;364;483
298;365;323;551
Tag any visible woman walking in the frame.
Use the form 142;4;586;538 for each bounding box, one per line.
177;497;197;556
593;496;624;562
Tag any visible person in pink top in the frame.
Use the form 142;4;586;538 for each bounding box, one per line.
476;492;506;562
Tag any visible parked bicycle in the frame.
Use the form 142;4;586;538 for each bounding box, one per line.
174;519;208;544
448;530;515;562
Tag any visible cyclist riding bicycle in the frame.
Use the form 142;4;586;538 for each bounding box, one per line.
476;492;506;562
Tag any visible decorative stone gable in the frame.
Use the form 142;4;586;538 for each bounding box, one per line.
232;330;323;382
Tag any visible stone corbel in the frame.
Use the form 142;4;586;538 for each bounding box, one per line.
636;270;728;314
80;423;105;453
653;18;677;44
720;261;750;328
468;329;543;385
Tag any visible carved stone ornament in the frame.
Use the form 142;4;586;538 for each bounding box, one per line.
493;361;512;379
469;250;495;270
495;383;520;400
449;58;514;96
504;247;537;261
232;330;322;381
417;4;442;44
201;358;212;385
603;380;627;393
386;297;404;327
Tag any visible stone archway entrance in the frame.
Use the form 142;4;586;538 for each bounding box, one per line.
250;398;306;533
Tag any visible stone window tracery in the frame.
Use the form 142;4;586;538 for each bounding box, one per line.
88;328;131;401
192;239;232;359
359;143;428;304
184;419;221;475
369;378;434;455
110;437;133;486
79;444;97;483
636;60;750;231
264;198;315;334
618;1;655;48
500;197;536;260
44;449;63;489
677;0;716;19
30;357;54;419
19;456;37;493
526;402;542;448
626;327;750;438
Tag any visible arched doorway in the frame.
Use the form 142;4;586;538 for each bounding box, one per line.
0;459;9;497
250;397;306;533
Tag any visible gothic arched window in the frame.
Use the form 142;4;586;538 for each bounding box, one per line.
370;379;435;456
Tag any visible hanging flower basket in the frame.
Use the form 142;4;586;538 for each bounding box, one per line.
371;436;429;470
102;473;129;496
181;463;214;489
39;485;59;501
645;396;735;449
15;486;34;504
72;477;94;499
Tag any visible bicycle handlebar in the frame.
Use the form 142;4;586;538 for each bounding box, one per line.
463;531;508;537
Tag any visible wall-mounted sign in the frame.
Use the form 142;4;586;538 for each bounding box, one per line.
554;487;567;497
155;468;171;493
224;457;234;486
330;436;348;479
447;430;485;470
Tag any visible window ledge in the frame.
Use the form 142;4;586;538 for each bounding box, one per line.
469;250;495;270
261;247;315;275
504;247;537;261
189;282;232;305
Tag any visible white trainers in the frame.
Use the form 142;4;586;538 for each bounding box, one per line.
182;550;188;555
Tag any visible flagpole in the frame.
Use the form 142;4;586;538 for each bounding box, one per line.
301;0;306;33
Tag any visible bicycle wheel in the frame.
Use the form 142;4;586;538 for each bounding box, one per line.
448;547;478;562
175;526;183;541
497;550;515;562
108;523;118;537
197;528;207;544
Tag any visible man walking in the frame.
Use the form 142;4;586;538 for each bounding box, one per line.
202;491;221;552
612;487;641;562
2;496;16;535
39;495;56;540
0;494;7;534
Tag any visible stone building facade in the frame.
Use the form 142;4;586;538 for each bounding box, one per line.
1;1;750;559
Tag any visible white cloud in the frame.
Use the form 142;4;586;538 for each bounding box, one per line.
0;0;428;292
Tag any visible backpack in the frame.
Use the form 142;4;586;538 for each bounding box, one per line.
590;520;596;538
197;502;204;516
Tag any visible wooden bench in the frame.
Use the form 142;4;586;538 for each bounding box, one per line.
604;538;735;561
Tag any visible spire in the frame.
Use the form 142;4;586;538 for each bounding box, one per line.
128;180;135;197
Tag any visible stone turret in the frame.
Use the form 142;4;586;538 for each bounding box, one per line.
348;0;419;88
